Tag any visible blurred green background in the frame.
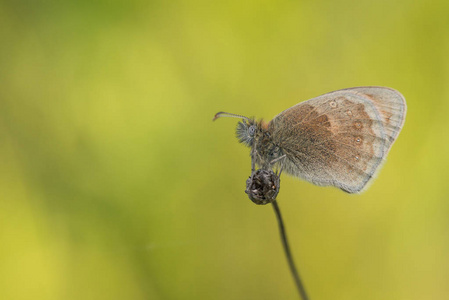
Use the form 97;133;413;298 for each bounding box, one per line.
1;0;448;299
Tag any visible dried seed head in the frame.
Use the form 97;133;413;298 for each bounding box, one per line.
245;169;280;205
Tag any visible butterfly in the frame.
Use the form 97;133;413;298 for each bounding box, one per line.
214;86;407;193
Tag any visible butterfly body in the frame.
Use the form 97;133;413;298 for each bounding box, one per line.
217;86;406;194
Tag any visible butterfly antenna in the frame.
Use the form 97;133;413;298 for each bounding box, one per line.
213;111;250;121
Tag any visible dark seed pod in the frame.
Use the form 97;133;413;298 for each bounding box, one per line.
245;169;280;205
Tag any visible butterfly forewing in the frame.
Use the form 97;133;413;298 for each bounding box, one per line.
269;87;406;193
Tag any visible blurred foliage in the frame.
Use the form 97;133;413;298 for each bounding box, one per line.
1;0;449;299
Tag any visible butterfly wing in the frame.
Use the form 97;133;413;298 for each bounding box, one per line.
269;86;406;193
343;87;407;153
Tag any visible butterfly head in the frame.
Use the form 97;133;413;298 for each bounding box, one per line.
213;111;263;147
236;118;258;146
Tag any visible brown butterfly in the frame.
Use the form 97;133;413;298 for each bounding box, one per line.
214;86;407;193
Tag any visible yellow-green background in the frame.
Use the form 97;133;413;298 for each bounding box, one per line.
1;1;448;299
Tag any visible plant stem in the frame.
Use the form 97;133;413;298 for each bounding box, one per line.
272;200;309;300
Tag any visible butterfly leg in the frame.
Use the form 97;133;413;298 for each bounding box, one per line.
250;147;257;173
270;154;286;165
269;154;286;176
250;144;265;172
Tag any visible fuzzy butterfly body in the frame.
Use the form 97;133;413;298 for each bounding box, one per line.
215;86;406;193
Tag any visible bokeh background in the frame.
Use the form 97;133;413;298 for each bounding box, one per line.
1;1;448;299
